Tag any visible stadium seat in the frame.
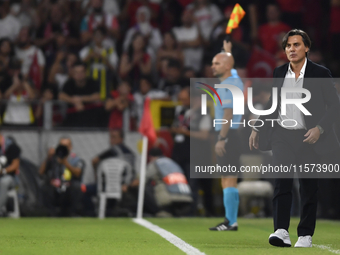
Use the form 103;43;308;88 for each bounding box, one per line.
97;158;133;219
7;189;20;218
238;154;273;216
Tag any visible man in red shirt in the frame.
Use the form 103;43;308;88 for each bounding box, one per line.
258;4;290;55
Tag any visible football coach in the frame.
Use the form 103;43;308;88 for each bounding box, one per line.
249;29;340;248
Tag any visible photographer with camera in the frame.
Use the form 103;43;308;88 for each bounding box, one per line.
0;134;21;216
39;137;85;216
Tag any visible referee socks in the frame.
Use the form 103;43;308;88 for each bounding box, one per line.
223;187;239;226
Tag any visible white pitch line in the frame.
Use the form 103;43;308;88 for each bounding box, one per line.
133;218;206;255
314;244;340;254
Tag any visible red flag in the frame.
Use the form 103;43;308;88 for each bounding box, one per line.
246;46;277;78
139;98;157;146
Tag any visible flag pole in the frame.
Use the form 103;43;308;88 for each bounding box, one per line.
136;135;148;219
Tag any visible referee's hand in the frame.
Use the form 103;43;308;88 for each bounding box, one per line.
223;40;232;53
215;140;226;157
249;130;259;151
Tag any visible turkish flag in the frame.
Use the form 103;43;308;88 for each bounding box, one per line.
139;98;157;146
247;46;277;78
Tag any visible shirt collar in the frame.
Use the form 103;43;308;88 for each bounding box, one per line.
288;58;307;76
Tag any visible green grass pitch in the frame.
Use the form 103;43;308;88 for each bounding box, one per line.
1;218;340;255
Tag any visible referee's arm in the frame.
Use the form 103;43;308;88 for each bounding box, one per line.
215;108;233;157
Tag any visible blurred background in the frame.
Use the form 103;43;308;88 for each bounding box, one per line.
0;0;340;219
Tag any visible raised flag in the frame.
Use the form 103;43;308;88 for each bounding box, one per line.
226;3;246;34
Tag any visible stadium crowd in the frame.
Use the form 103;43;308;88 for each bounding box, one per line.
1;0;340;218
0;0;339;127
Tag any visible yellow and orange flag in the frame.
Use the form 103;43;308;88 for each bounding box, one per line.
226;3;246;34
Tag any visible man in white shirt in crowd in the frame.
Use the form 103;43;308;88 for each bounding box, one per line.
15;27;45;83
0;2;21;42
172;9;203;72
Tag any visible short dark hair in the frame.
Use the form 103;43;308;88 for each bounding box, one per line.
167;58;181;70
140;75;153;87
282;29;311;57
94;26;107;36
72;61;86;69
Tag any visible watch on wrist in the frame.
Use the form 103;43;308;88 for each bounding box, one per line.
218;135;227;141
316;125;324;134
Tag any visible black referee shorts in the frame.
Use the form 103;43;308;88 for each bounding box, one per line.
215;129;241;176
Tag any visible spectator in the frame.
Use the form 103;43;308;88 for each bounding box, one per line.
156;32;184;74
123;6;162;56
35;3;71;66
119;33;151;92
133;75;168;124
276;0;303;29
330;0;340;61
144;148;192;217
183;67;196;79
202;61;214;78
0;2;21;42
35;52;78;121
92;129;136;175
80;0;119;46
0;134;21;217
15;27;45;91
120;0;160;28
48;51;78;91
158;58;186;97
13;0;38;28
39;137;85;216
105;81;134;130
158;0;183;33
171;87;191;179
258;4;291;55
190;89;214;215
80;26;118;100
2;72;36;126
83;129;137;216
0;38;14;71
81;0;120;16
172;9;203;72
171;87;213;214
0;59;20;101
59;62;102;127
190;0;223;43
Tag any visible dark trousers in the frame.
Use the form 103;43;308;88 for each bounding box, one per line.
42;181;82;216
271;125;319;236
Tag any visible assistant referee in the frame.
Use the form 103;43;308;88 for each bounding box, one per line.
209;41;243;231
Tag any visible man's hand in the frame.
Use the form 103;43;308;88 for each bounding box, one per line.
171;126;189;135
215;140;226;157
72;96;85;111
303;127;320;144
249;130;259;150
223;40;232;53
122;184;128;193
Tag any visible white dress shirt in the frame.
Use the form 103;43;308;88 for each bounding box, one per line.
278;58;307;130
